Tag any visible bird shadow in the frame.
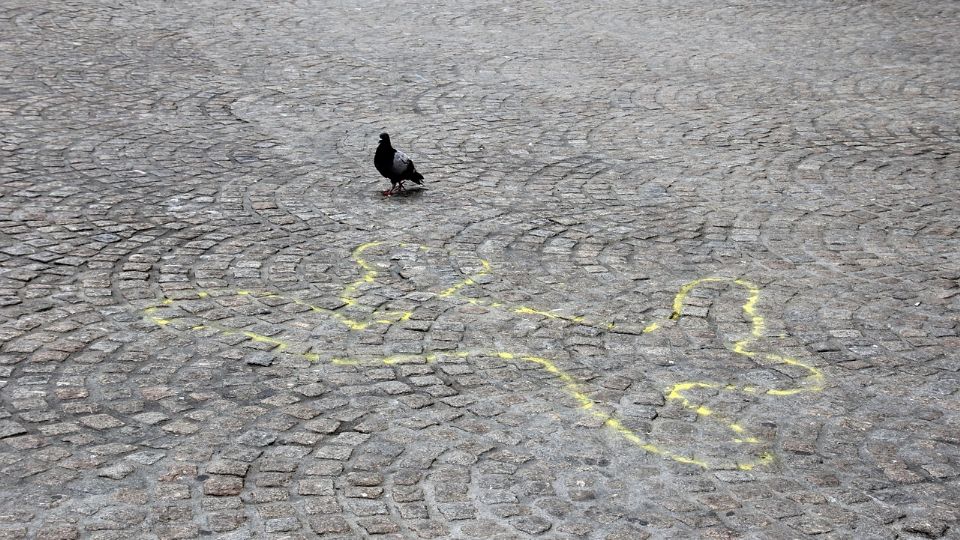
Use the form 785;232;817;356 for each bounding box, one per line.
380;187;427;199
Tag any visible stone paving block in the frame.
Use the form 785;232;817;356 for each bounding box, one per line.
203;476;244;497
307;515;351;535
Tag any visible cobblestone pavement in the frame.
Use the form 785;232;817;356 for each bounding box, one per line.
1;0;958;538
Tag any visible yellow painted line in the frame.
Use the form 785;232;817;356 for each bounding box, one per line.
666;382;717;407
514;306;557;318
439;259;491;298
244;288;405;332
331;358;359;366
242;331;287;350
340;241;383;306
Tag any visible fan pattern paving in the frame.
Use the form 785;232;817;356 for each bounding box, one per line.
1;0;958;538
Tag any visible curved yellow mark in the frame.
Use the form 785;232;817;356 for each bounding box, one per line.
513;306;557;318
663;277;823;457
439;259;491;298
604;415;713;467
340;241;383;307
242;331;287;350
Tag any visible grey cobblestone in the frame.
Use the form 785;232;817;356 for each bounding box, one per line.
1;0;959;538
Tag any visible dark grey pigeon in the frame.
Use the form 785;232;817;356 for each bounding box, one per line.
374;133;424;196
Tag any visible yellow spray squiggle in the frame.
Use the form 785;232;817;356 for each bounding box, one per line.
663;277;823;461
142;304;762;469
438;259;492;298
335;241;628;333
140;241;823;470
324;241;490;330
332;241;409;329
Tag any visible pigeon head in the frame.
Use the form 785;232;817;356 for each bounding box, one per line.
379;133;390;143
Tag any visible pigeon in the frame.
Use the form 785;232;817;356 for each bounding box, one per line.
374;133;424;196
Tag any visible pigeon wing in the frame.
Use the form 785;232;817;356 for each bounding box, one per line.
392;150;413;174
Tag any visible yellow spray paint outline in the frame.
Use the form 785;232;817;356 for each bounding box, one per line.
141;241;823;470
662;278;824;453
141;306;766;469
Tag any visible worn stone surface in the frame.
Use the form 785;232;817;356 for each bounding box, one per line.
0;0;958;538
